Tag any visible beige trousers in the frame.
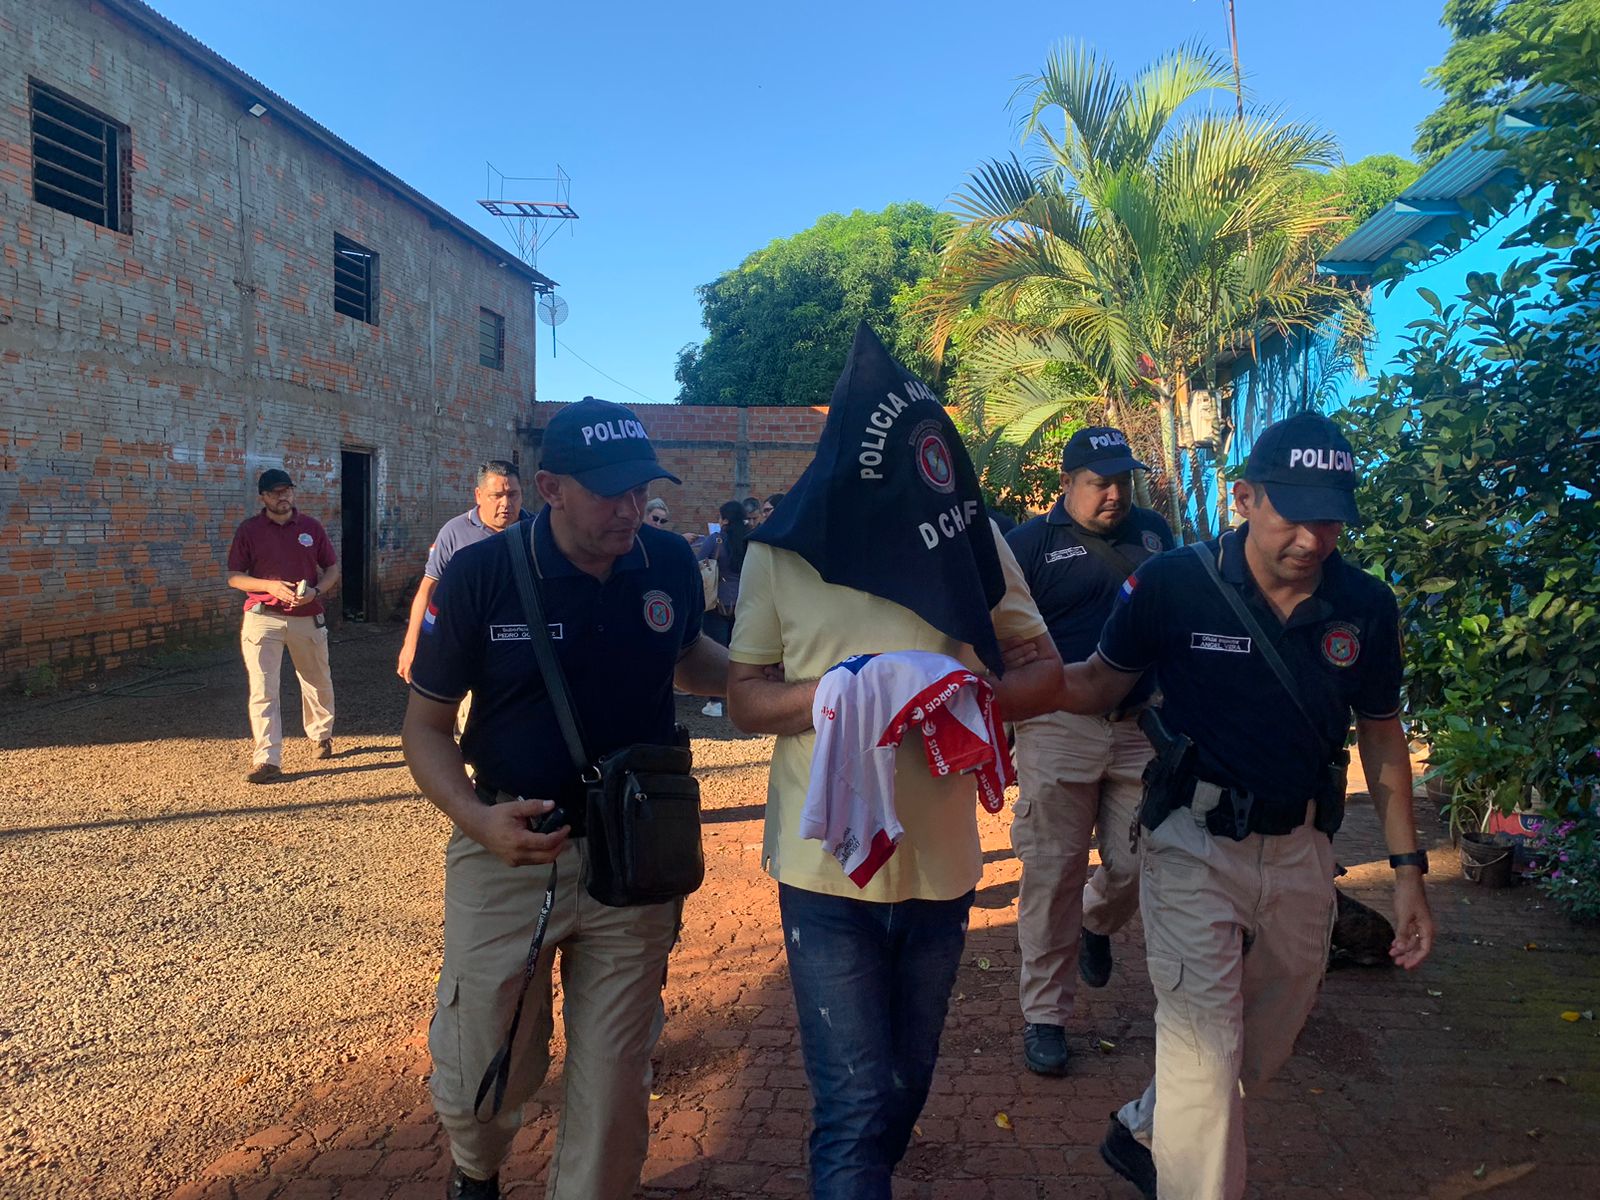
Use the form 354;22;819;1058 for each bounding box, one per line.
240;610;335;766
429;827;679;1196
1011;709;1152;1024
1117;805;1336;1200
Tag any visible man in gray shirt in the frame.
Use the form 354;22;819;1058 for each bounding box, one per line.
397;461;531;683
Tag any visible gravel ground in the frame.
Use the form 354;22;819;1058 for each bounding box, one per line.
0;625;773;1200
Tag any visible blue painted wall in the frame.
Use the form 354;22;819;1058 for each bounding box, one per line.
1329;196;1549;408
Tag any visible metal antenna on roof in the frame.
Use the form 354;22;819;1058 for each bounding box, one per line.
480;163;578;359
537;292;569;358
479;162;579;271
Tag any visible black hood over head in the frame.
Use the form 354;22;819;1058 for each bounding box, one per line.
752;322;1006;674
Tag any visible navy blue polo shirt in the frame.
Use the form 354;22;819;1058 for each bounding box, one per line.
409;511;703;804
1007;500;1173;708
424;506;535;580
1098;524;1402;817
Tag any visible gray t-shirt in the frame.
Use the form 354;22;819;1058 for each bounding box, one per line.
424;507;531;580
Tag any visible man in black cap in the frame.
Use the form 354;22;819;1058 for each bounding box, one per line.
1036;412;1435;1199
225;467;340;782
402;397;729;1200
1003;426;1173;1076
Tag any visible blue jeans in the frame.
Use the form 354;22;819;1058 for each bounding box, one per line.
778;883;974;1200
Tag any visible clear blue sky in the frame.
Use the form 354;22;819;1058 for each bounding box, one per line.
149;0;1450;408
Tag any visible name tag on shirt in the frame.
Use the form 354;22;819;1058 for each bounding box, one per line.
1192;632;1251;654
1045;546;1088;564
490;623;565;642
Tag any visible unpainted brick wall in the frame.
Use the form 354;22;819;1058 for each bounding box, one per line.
0;0;540;687
525;402;829;536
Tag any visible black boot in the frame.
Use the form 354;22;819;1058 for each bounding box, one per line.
1079;930;1113;988
1099;1115;1156;1199
1022;1022;1070;1075
447;1168;500;1200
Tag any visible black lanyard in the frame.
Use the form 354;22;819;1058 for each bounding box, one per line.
473;862;558;1121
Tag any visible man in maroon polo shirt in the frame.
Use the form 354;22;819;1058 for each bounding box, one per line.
226;468;341;783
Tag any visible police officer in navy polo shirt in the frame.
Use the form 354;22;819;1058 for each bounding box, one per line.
402;397;730;1200
1004;426;1173;1077
1037;413;1435;1200
396;459;532;685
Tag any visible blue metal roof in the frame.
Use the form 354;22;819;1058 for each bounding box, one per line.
1317;85;1561;275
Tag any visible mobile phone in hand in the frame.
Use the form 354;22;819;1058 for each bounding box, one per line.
530;805;567;836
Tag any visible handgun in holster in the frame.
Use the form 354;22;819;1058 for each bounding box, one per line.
1136;707;1198;832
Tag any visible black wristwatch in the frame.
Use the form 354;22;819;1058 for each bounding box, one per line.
1389;850;1429;874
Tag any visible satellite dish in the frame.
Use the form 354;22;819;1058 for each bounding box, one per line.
537;293;569;326
536;292;568;357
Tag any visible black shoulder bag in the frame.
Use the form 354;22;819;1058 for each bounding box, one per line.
1191;541;1348;836
504;526;707;907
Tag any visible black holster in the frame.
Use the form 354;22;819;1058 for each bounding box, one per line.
1136;708;1197;833
1313;751;1350;837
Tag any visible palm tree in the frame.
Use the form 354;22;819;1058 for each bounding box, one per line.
924;40;1352;533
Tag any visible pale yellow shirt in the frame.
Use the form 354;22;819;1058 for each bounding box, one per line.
729;527;1047;902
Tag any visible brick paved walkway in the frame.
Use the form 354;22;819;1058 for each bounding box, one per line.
173;772;1600;1200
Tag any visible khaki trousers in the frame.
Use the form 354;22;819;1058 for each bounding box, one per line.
429;828;679;1197
1011;709;1151;1024
1117;806;1336;1200
240;610;335;766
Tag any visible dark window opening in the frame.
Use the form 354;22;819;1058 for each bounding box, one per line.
333;234;378;324
340;449;373;620
30;80;130;232
479;307;505;369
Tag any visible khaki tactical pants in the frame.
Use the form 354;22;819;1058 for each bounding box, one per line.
430;828;679;1197
240;610;335;766
1117;804;1336;1200
1011;709;1152;1024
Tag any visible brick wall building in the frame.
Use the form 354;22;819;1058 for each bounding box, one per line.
0;0;552;688
525;402;829;535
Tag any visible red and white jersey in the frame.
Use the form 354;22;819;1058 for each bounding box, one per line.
803;651;1014;887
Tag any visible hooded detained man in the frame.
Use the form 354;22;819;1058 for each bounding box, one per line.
726;324;1065;1200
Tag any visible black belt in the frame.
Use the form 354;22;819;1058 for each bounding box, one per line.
1187;776;1314;841
473;780;587;837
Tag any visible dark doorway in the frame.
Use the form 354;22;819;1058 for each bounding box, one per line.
340;449;372;621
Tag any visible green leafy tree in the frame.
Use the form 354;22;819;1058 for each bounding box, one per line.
674;204;952;407
1295;154;1423;229
1345;5;1600;830
922;41;1351;532
1414;0;1597;164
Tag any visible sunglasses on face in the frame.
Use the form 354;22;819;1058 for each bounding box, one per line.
648;513;670;526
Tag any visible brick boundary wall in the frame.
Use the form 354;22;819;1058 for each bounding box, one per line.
526;402;829;539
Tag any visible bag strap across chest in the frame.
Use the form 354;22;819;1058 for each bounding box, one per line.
504;525;592;774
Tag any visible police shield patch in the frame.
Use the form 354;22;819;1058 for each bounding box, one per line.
642;589;675;632
911;420;957;495
1321;622;1361;668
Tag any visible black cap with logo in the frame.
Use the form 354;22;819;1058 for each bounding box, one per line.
257;468;294;493
1061;426;1148;475
1243;412;1360;524
539;396;681;496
